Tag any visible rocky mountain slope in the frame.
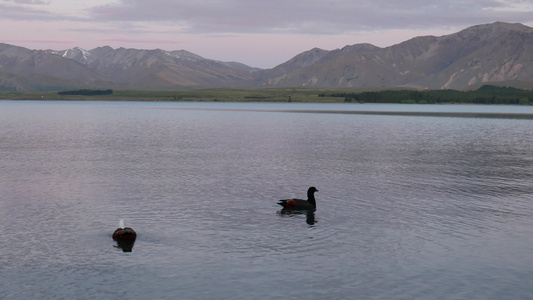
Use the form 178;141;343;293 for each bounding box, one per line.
0;44;257;91
0;22;532;91
52;47;256;89
257;22;533;89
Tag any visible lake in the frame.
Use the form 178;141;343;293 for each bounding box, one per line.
1;100;533;299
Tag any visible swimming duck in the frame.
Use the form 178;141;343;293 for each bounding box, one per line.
113;220;136;252
112;219;137;242
277;187;318;210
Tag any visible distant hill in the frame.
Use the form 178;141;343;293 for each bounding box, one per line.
0;22;532;91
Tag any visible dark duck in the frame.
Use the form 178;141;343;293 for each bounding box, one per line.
277;187;318;210
113;220;137;252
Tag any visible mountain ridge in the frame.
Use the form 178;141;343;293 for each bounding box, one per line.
1;22;532;91
257;22;533;89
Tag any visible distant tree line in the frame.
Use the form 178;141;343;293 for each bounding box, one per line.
320;85;532;105
58;89;113;96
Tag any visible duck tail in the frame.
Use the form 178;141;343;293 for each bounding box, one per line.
119;219;125;229
277;200;293;209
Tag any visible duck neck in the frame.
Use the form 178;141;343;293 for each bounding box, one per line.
307;192;316;207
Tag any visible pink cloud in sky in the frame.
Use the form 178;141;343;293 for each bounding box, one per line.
17;39;76;44
99;38;181;44
1;0;533;68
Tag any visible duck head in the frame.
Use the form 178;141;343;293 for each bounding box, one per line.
307;187;318;198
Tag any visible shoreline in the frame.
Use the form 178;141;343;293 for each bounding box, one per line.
143;106;533;119
2;86;532;105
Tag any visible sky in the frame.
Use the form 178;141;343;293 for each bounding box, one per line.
1;0;533;68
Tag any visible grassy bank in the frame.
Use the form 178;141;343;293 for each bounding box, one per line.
0;88;346;103
1;85;531;104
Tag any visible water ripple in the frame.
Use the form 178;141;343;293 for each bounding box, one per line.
2;101;533;299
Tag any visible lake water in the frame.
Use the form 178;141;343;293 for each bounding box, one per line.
1;100;533;299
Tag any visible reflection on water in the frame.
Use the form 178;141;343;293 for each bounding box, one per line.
1;101;533;299
278;209;317;226
113;239;136;252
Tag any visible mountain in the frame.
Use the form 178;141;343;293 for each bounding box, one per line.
0;43;112;91
257;22;533;89
0;22;532;91
0;44;257;91
52;47;256;89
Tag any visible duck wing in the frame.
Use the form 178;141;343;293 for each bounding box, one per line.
277;198;313;210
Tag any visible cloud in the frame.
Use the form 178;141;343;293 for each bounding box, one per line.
0;0;75;21
3;0;533;68
7;0;48;4
18;38;75;44
89;0;533;35
99;37;180;44
0;2;52;20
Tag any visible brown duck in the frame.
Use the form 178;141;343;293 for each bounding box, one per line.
277;187;318;210
112;219;137;242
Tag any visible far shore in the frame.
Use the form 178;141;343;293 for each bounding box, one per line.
1;86;532;106
0;88;347;103
2;88;533;120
